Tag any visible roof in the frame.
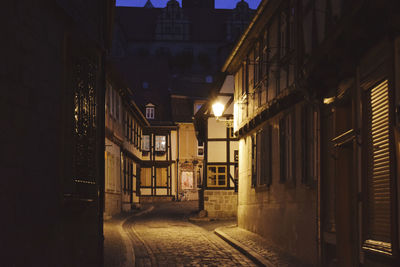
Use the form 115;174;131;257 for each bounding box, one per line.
222;0;271;73
116;6;237;42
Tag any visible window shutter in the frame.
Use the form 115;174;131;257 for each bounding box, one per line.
279;117;286;183
256;131;262;185
264;124;272;186
251;135;257;187
363;80;392;254
290;112;296;184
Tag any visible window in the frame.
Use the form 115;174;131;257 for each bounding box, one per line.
280;12;287;57
106;81;111;113
254;41;260;87
197;140;204;157
123;156;134;193
207;166;227;187
229;127;235;138
133;120;137;146
110;84;114;116
252;125;273;188
242;60;248;95
141;168;152;187
146;107;154;119
116;94;120;121
262;29;268;77
364;80;392;252
156;168;168;187
155;135;166;151
301;106;317;185
280;113;295;183
260;124;272;186
251;134;257;187
289;6;295;50
205;75;213;83
142;135;150;151
194;103;203;114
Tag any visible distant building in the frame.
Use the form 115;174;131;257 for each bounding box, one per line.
111;0;255;202
194;74;239;218
223;0;400;266
104;64;149;217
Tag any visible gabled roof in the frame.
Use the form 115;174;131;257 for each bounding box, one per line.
144;0;154;8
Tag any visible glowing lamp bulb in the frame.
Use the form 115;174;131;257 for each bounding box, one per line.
212;102;224;118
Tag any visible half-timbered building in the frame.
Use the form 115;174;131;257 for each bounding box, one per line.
194;74;239;218
223;0;400;266
140;126;178;202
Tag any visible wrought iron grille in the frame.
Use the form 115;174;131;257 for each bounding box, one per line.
72;58;98;184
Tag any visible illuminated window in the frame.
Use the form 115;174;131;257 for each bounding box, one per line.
142;135;150;151
155;135;166;151
207;165;227;187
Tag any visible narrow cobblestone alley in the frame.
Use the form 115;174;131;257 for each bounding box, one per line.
115;201;256;267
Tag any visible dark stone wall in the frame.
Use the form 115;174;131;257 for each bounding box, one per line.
2;1;110;266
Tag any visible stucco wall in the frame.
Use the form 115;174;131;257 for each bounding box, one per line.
204;190;237;218
237;104;318;265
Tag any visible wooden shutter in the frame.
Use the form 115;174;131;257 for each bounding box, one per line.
251;135;257;187
363;80;392;255
279;117;286;183
264;124;272;186
256;131;262;185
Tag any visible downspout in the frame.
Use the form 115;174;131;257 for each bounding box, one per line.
176;126;179;201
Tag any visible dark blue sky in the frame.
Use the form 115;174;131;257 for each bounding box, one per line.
116;0;261;9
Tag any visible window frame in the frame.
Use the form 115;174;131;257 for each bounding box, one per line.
142;135;150;152
155;135;167;152
146;107;155;119
207;165;227;188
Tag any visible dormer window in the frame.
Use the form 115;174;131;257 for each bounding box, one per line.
146;107;154;119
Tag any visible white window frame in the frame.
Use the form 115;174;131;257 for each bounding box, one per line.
142;135;150;151
155;135;166;152
146;107;155;119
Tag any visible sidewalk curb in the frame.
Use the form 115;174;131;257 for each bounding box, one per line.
119;205;155;267
214;227;275;267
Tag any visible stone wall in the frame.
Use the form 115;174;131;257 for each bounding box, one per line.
204;190;237;218
105;192;122;219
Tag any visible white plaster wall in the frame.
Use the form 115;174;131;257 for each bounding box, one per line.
207;141;226;162
208;118;226;139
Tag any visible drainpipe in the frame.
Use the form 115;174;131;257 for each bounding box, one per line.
176;126;179;201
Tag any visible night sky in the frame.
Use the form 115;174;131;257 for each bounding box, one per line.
116;0;262;9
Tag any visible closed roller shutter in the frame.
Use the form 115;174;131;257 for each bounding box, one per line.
363;80;392;255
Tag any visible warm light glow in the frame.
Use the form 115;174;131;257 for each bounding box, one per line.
323;97;335;105
212;102;225;117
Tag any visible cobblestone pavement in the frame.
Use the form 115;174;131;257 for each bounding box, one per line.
218;226;312;267
125;201;256;267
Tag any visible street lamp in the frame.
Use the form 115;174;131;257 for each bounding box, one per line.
212;102;225;118
211;101;233;127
